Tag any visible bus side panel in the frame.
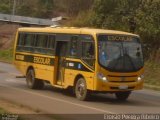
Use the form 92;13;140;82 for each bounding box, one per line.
31;62;54;83
64;69;94;90
14;60;27;76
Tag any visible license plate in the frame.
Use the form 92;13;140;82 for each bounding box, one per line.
119;85;128;90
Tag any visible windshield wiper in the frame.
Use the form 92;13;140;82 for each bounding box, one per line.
124;51;136;71
110;45;123;71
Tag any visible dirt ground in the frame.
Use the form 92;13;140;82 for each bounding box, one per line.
0;23;19;49
0;98;56;120
0;98;38;114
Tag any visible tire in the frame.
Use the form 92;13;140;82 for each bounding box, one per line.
75;78;89;101
115;91;131;101
26;69;44;89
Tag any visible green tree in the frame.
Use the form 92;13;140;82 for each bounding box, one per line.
0;0;12;14
35;0;54;18
84;0;160;59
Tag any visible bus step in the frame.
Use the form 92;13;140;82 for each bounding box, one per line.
53;85;63;88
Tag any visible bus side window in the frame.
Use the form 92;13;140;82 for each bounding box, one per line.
35;34;48;54
70;36;78;58
47;35;55;55
24;33;35;52
81;35;95;68
17;33;25;51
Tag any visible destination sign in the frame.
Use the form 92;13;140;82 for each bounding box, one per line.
34;56;51;65
108;36;132;41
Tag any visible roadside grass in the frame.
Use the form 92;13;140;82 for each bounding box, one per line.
0;48;13;63
0;107;7;114
144;61;160;90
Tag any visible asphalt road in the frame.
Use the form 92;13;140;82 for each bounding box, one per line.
0;62;160;119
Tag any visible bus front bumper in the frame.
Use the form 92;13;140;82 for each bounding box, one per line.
95;80;144;92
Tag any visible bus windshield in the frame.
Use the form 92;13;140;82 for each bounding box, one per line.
98;35;144;72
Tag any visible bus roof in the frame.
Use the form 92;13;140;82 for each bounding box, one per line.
18;27;139;37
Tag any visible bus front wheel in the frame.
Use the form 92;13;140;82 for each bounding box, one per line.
115;91;131;101
26;69;44;89
75;78;89;101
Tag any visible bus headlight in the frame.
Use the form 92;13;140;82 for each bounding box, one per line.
137;75;144;82
97;73;108;82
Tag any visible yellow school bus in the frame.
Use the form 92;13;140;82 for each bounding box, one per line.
13;27;144;101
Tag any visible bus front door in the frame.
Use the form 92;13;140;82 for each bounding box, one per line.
55;41;68;86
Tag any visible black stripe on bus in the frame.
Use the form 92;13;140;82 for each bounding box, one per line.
15;54;93;72
15;54;54;66
64;60;93;72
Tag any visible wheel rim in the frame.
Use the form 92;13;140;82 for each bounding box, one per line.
76;80;85;98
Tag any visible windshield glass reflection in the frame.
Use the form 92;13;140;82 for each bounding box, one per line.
98;35;144;72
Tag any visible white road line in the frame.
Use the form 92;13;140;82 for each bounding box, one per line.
5;78;25;83
0;84;115;114
8;72;22;76
0;71;22;76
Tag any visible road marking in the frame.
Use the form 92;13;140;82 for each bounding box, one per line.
0;71;22;76
5;78;25;83
0;84;115;114
8;72;22;76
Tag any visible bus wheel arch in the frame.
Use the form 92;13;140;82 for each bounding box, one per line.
26;66;34;76
74;74;90;101
74;74;84;87
26;66;44;89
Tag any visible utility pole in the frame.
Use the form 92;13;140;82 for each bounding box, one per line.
12;0;16;15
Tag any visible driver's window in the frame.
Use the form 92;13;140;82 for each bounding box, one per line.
81;35;95;68
82;42;94;58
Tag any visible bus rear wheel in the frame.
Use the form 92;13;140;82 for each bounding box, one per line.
75;78;89;101
115;91;131;101
26;69;44;89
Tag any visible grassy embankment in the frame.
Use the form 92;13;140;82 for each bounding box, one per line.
144;60;160;90
0;49;13;63
0;107;7;114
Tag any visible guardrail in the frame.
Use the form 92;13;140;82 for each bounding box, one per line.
0;13;57;26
